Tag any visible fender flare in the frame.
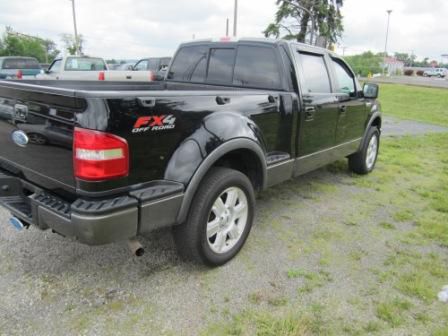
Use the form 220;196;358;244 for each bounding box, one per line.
358;112;382;151
175;138;267;224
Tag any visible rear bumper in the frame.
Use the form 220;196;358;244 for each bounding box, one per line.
0;171;184;245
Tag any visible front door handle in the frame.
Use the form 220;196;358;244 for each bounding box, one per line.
304;106;316;121
216;96;231;105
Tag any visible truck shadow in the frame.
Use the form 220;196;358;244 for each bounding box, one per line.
2;161;350;279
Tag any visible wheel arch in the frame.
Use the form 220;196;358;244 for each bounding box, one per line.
175;138;267;224
358;112;382;151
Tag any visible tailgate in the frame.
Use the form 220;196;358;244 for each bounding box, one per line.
0;81;86;195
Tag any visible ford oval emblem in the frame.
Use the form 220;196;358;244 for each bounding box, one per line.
11;130;29;147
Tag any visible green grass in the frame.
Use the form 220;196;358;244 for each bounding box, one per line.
200;84;448;335
379;83;448;126
376;298;412;327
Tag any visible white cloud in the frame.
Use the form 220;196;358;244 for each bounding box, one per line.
0;0;445;61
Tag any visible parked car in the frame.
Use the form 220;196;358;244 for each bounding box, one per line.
37;56;154;81
0;57;41;79
134;57;171;80
423;68;446;78
0;38;381;266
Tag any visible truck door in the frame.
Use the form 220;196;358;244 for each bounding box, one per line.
294;50;340;156
329;57;367;144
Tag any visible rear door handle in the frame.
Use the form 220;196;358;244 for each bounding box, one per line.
216;96;231;105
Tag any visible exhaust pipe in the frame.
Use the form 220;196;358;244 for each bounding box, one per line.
128;238;145;257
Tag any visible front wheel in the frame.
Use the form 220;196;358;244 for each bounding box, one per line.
348;127;380;175
173;167;255;266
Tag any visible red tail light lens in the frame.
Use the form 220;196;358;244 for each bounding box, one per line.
98;71;105;81
149;71;156;81
16;70;23;79
73;128;129;181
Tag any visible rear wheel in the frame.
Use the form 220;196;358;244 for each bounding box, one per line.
348;127;380;175
173;167;255;266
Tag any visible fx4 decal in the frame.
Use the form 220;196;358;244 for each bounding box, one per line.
132;115;176;133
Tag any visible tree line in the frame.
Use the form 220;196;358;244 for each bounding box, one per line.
0;27;83;64
344;51;446;77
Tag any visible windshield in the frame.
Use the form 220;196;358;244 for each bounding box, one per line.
64;57;107;71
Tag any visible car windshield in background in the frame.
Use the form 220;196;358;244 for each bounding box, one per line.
2;58;40;69
64;57;107;71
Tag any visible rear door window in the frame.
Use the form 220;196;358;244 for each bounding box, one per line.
233;46;281;89
168;46;208;82
298;52;331;93
206;48;236;84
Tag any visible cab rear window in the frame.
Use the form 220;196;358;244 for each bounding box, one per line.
64;57;107;71
2;58;40;69
168;44;283;89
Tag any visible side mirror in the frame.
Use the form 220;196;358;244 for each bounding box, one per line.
363;83;379;99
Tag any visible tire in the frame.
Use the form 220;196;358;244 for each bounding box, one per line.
173;167;255;266
348;127;380;175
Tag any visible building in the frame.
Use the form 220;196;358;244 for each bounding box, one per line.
382;57;405;75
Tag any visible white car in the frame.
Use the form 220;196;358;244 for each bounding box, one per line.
423;68;446;78
37;56;155;81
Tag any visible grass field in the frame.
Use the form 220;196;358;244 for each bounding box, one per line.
200;84;448;335
379;83;448;127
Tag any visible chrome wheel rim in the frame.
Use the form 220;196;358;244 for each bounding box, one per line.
366;134;378;170
206;187;248;254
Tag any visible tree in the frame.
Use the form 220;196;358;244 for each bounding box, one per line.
264;0;344;47
0;28;59;63
344;51;383;77
61;33;84;55
42;39;60;63
394;52;417;67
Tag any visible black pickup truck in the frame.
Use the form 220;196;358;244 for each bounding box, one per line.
0;38;381;266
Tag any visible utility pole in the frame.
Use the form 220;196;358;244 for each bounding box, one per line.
69;0;80;55
383;9;392;75
226;18;230;37
233;0;238;37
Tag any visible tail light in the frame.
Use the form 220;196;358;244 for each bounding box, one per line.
98;71;105;81
73;127;129;181
16;70;23;79
149;71;156;81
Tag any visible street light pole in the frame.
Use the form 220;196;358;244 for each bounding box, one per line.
69;0;80;55
282;0;316;45
383;9;392;75
233;0;238;37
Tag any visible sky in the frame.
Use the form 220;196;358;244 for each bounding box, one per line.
0;0;447;62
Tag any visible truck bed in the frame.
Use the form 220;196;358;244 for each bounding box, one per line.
0;79;290;199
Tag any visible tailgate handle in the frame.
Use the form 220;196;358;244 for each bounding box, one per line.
216;96;231;105
138;97;156;107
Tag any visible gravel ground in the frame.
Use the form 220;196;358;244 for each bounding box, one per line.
382;116;448;137
0;118;446;335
